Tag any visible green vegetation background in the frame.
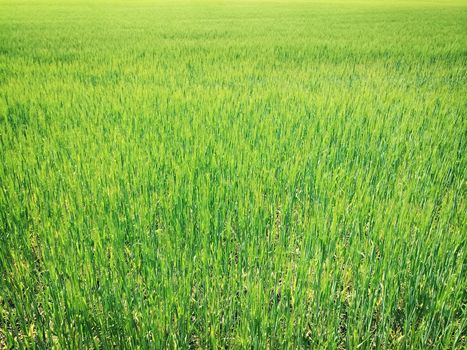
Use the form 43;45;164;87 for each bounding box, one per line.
0;0;466;348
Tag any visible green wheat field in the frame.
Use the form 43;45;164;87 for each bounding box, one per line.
1;0;466;348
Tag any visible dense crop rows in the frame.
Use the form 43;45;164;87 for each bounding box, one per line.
1;0;466;348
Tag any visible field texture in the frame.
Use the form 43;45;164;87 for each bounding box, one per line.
1;0;466;348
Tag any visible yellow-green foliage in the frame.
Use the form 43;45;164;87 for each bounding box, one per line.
0;0;466;348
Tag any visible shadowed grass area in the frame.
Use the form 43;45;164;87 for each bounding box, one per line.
0;0;466;348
